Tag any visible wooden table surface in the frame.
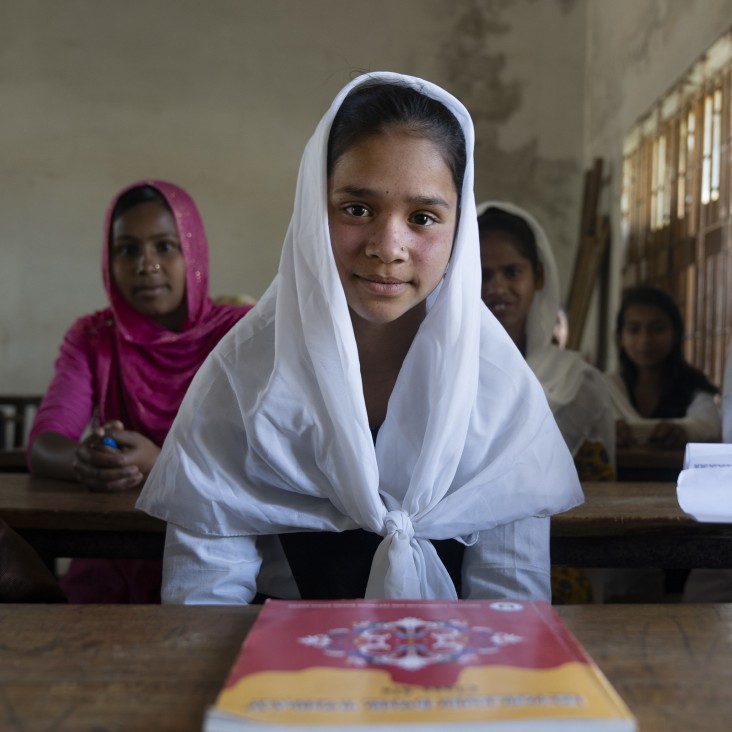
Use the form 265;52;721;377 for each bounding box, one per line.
553;481;732;568
0;476;693;535
616;447;685;470
556;481;695;535
0;602;730;731
0;472;160;532
616;446;685;482
0;472;164;560
3;473;732;567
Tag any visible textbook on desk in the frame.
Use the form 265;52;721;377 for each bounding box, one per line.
205;598;636;731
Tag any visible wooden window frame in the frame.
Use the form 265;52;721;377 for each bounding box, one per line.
621;30;732;388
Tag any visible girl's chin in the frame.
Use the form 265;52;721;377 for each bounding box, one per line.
491;312;516;330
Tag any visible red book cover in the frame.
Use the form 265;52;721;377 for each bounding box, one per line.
206;599;636;730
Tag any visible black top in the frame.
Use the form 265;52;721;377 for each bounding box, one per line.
280;427;465;600
277;423;465;599
278;530;465;599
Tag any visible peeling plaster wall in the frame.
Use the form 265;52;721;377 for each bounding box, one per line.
1;0;585;392
585;0;732;368
442;0;586;307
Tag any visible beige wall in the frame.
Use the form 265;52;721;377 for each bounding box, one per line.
1;0;588;393
36;0;732;396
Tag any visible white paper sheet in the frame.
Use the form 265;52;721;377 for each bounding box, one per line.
676;443;732;523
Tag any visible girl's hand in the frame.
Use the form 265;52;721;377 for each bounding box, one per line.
102;422;161;477
648;421;688;451
615;419;635;448
72;421;159;492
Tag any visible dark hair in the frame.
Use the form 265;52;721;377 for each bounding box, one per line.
615;285;718;417
327;81;467;195
110;185;169;225
477;206;541;275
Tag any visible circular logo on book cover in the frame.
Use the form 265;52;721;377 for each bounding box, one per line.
299;615;523;672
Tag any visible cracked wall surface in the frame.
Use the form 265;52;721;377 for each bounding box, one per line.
439;0;586;304
3;0;726;390
584;0;732;366
0;0;588;391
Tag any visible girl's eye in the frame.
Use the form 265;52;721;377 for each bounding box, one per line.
411;213;436;227
157;240;180;253
113;243;139;258
344;204;370;218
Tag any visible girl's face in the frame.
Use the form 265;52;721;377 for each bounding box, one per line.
480;232;543;347
619;303;676;369
327;130;458;330
110;200;188;331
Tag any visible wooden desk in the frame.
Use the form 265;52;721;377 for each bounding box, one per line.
551;481;732;568
616;446;684;482
0;472;164;559
0;603;730;731
2;473;732;568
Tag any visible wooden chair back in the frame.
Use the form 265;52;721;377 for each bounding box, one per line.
0;396;41;449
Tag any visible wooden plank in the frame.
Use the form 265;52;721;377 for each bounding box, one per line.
0;473;162;533
566;214;611;350
1;604;732;731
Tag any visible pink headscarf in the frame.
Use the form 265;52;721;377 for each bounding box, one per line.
95;179;250;445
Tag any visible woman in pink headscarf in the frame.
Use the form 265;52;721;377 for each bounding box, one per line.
27;180;252;602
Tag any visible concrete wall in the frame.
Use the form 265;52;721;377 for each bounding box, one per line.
584;0;732;369
0;0;586;393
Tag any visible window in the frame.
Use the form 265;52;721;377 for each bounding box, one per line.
621;30;732;387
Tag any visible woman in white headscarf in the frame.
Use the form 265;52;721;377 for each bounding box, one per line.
137;72;582;604
477;202;615;480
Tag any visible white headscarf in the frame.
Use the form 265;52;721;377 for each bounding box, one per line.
138;73;582;600
476;201;615;460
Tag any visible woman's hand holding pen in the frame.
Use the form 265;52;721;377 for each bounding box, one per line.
73;420;160;492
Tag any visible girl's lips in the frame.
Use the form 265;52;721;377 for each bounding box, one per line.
135;284;168;297
357;274;408;295
488;301;513;314
633;350;660;361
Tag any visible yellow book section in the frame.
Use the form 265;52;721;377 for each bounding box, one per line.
215;663;631;725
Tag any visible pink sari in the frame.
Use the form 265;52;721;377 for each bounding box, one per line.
30;180;252;602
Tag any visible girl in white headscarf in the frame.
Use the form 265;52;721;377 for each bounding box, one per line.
137;72;582;604
477;202;616;480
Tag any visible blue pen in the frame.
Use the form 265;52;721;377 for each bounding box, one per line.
102;436;120;449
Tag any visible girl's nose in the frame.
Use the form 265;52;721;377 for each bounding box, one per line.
365;217;407;262
137;246;161;274
635;327;651;344
484;272;506;294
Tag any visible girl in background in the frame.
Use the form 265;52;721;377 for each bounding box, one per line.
478;202;615;480
608;285;720;450
478;202;615;603
28;180;252;602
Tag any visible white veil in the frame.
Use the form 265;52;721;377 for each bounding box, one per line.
138;73;582;600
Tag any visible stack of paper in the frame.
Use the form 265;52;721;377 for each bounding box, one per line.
676;443;732;523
